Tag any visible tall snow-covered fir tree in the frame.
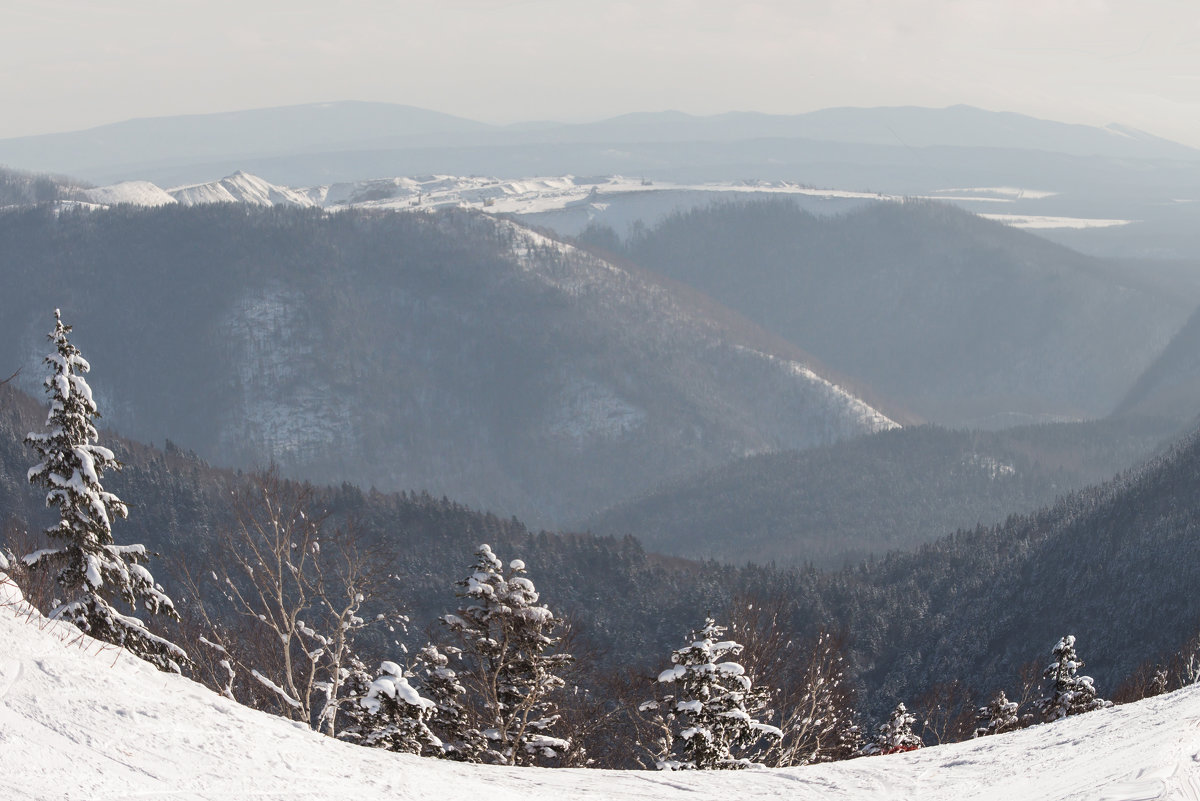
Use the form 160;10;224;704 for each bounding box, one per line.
862;703;922;755
22;309;186;672
644;616;782;770
1039;635;1111;722
441;544;572;766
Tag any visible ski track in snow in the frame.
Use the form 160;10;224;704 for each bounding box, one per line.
4;572;1200;800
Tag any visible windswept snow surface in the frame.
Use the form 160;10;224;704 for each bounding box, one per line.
3;572;1200;800
81;181;177;207
169;171;316;207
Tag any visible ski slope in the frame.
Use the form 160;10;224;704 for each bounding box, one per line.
2;571;1198;800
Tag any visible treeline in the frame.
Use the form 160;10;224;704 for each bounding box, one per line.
583;419;1179;568
6;351;1200;733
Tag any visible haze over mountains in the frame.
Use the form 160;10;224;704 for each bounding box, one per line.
605;199;1199;426
5;101;1200;258
3;102;1196;183
0;202;894;526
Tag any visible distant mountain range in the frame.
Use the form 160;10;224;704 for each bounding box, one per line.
4;101;1199;259
3;102;1197;185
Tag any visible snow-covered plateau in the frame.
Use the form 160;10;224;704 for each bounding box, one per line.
67;171;1132;232
2;571;1198;800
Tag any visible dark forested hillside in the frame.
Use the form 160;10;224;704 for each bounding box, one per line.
819;423;1200;710
583;418;1180;568
6;381;1200;721
0;203;893;526
0;166;84;206
592;199;1195;427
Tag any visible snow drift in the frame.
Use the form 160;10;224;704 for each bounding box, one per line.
2;571;1199;800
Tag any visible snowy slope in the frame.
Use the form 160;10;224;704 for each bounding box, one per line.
169;171;317;207
3;571;1199;801
80;180;177;207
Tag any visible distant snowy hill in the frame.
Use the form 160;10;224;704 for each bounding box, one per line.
5;101;1198;258
69;169;1134;235
3;570;1199;800
169;171;314;207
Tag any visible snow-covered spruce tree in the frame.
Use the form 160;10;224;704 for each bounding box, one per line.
441;544;572;766
338;659;441;754
23;309;185;672
415;643;486;760
1039;635;1111;722
861;703;922;755
644;616;782;770
973;690;1020;737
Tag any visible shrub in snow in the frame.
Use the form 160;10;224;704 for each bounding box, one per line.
1039;635;1111;722
339;659;441;754
973;690;1020;737
441;544;572;766
22;310;185;672
861;703;922;755
644;616;781;770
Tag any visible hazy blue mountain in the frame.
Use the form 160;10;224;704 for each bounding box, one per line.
608;199;1197;426
523;105;1200;161
0;101;491;181
1114;302;1200;422
5;102;1195;183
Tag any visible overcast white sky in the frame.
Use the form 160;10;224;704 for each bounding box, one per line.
4;0;1199;145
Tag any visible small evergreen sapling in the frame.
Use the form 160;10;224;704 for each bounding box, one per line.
973;690;1020;737
23;310;185;672
862;703;922;755
644;616;782;770
1039;635;1111;722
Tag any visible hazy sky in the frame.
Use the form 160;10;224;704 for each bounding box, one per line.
4;0;1199;145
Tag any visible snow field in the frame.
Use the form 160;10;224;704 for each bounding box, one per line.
3;570;1200;800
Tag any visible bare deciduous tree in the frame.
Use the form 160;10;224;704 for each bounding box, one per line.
183;470;397;735
727;594;859;767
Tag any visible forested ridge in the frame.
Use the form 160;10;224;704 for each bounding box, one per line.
583;418;1182;567
4;380;1198;723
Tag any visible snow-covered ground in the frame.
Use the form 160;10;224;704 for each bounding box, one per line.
65;171;1134;232
3;571;1199;800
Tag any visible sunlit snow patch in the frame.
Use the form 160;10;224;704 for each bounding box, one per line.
979;213;1132;230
